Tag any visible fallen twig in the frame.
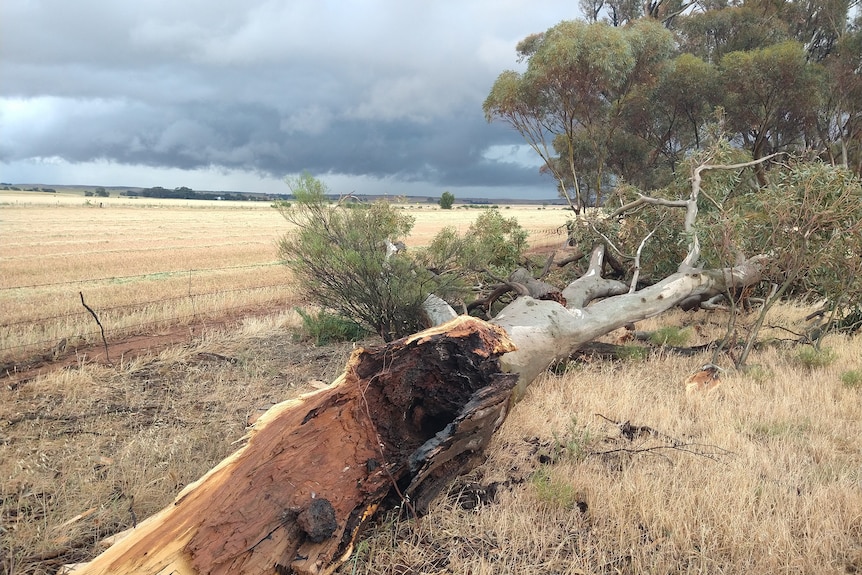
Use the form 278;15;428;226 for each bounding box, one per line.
593;413;734;463
79;292;111;366
590;442;733;464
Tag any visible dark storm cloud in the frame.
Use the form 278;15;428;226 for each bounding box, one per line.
0;1;575;197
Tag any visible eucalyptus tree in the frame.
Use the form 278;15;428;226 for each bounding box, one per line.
483;19;674;210
719;41;822;183
821;14;862;174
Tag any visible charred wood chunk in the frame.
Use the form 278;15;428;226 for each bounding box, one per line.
296;498;337;543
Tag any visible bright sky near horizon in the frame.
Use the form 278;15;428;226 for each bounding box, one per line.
0;1;581;199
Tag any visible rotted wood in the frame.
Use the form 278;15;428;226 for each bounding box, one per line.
70;316;517;575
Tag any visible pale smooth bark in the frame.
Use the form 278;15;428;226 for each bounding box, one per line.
493;251;766;399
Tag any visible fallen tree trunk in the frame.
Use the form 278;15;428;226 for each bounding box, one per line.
70;318;517;575
70;248;765;575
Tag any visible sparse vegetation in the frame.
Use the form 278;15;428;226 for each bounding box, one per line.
842;370;862;389
795;346;837;369
648;325;690;347
530;466;581;510
619;343;649;361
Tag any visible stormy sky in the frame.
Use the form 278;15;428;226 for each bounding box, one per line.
0;1;579;199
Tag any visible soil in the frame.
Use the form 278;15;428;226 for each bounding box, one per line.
1;305;296;390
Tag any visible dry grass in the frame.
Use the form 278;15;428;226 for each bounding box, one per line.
0;199;298;363
351;309;862;574
8;192;858;574
1;311;363;575
3;304;861;574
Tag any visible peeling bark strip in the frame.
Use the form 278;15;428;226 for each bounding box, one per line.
70;317;516;575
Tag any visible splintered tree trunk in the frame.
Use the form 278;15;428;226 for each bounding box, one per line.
69;317;517;575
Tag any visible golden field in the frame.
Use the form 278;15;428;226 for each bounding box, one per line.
0;190;570;366
2;190;860;575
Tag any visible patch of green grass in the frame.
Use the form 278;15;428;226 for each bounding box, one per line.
530;466;580;510
619;344;649;361
649;326;690;347
743;364;774;384
841;370;862;389
294;308;368;346
551;416;594;463
796;346;836;369
749;417;811;441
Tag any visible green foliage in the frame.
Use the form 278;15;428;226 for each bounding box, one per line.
294;308;368;346
464;209;528;273
551;416;594;463
718;161;862;307
439;191;455;209
484;19;674;206
796;347;837;370
677;5;791;63
278;173;436;342
489;0;862;201
419;208;528;279
841;370;862;389
648;326;690;347
720;42;821;161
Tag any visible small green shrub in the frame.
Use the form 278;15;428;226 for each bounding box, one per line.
841;370;862;389
743;364;774;384
277;174;433;341
294;308;368;346
649;326;690;347
796;347;836;369
552;416;593;463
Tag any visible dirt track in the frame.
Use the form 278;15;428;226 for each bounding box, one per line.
1;306;294;390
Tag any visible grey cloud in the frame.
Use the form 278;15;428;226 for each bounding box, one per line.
0;0;574;198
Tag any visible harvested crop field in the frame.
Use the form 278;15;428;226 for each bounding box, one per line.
1;191;570;371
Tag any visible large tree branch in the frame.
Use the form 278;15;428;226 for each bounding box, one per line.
495;254;767;400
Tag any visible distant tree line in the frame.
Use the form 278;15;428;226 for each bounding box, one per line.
1;185;56;192
122;186;272;201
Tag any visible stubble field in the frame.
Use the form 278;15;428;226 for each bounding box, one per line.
0;191;570;371
2;190;861;575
